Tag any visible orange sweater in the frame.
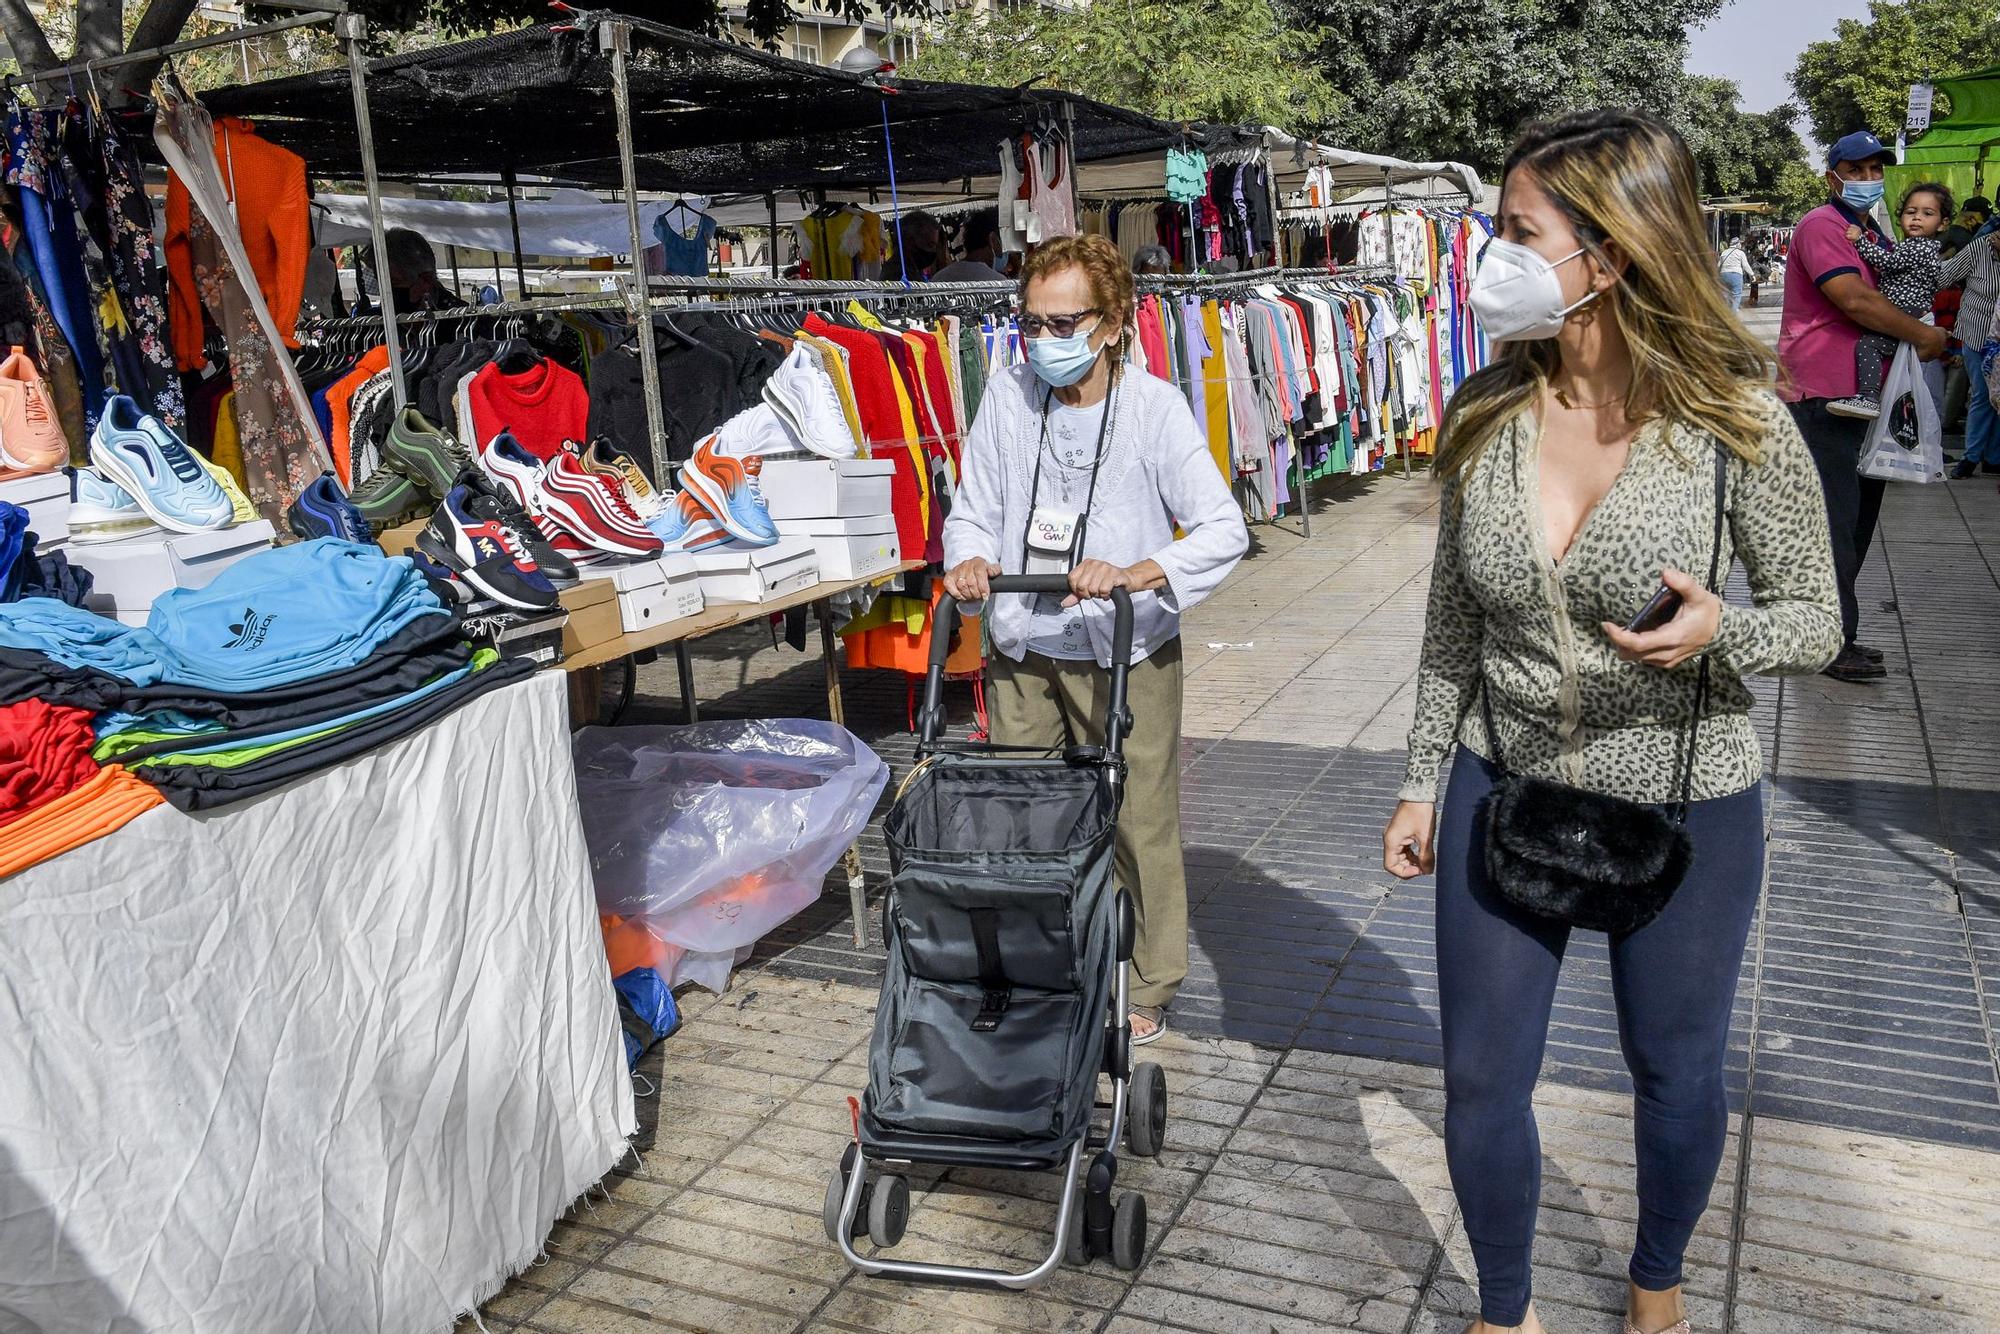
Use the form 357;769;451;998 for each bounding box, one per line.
166;117;310;372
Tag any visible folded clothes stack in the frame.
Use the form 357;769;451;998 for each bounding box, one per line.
0;500;94;608
0;539;532;822
0;696;163;876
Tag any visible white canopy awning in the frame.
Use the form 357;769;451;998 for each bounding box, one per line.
310;188;704;256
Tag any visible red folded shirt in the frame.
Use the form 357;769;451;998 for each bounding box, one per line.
0;698;102;825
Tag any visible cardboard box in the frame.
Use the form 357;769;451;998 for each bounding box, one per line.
691;537;819;604
463;607;568;667
69;520;275;613
559;578;622;657
616;553;702;630
776;515;900;582
0;470;70;547
758;458;894;519
377;517;429;559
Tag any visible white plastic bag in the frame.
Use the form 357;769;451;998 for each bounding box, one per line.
1859;341;1945;483
574;720;889;992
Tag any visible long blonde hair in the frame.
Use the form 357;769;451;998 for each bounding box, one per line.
1437;110;1776;479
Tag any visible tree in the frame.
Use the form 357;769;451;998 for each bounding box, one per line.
1673;75;1816;203
1791;0;2000;146
1280;0;1725;175
906;0;1339;128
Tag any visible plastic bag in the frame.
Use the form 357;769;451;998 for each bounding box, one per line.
1859;341;1945;483
573;720;889;992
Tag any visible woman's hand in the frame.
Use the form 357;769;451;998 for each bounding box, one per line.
1383;801;1436;880
943;558;1000;603
1601;568;1721;669
1063;559;1134;606
1844;224;1864;243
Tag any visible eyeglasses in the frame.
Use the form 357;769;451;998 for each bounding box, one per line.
1019;308;1102;339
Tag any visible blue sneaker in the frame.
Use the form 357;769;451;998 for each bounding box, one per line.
89;395;233;534
286;472;373;544
69;466;160;543
416;484;557;612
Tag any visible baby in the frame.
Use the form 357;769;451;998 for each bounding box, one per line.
1833;181;1953;420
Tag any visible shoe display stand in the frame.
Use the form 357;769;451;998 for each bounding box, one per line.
559;559;924;947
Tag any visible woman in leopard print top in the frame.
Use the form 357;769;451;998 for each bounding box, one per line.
1381;112;1841;1334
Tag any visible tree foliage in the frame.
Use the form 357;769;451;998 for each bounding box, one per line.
1279;0;1724;175
906;0;1339;129
1791;0;2000;146
1672;75;1816;212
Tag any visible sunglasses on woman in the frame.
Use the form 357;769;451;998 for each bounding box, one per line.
1019;308;1103;338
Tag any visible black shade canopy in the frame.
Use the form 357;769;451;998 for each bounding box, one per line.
198;13;1251;194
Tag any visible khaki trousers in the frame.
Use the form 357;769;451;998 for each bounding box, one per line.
987;638;1187;1008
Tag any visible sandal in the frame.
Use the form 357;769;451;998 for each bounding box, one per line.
1624;1322;1690;1334
1130;1005;1166;1047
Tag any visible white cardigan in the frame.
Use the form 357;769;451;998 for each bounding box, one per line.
943;364;1248;667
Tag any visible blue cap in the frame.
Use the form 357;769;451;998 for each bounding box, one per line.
1828;131;1897;170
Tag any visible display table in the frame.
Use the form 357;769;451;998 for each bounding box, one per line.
561;560;926;948
0;671;634;1334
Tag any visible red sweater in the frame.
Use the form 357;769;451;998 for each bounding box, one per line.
802;315;928;559
464;359;590;461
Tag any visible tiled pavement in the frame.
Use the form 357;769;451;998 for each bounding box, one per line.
468;293;2000;1332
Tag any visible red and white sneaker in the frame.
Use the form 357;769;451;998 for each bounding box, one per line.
535;449;663;556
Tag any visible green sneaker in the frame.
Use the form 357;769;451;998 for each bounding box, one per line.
347;465;427;533
384;407;479;499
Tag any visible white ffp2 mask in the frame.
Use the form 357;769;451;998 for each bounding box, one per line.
1469;239;1597;342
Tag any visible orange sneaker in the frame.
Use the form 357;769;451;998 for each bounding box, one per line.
0;349;69;471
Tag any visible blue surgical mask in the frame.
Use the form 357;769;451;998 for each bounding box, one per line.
1841;179;1886;212
1026;329;1103;387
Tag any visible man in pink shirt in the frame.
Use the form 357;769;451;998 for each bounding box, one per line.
1779;131;1947;683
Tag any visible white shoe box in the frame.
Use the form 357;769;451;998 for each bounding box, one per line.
604;552;705;631
0;470;70;547
691;536;819;603
72;520;276;619
775;515;900;581
758;458;894;519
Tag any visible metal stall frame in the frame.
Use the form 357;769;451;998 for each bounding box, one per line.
338;12;409;408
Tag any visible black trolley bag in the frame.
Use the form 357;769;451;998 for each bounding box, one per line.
824;577;1169;1287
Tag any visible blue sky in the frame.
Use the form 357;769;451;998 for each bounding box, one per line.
1684;0;1876;117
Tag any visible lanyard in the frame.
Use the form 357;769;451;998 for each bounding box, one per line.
1024;377;1118;567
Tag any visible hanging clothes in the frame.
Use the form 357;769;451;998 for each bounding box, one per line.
4;102;106;429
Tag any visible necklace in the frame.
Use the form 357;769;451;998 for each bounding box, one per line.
1552;381;1628;411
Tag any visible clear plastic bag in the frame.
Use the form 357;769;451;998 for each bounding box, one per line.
1859;341;1946;483
573;720;889;992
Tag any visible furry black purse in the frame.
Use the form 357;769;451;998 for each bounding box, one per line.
1475;443;1726;936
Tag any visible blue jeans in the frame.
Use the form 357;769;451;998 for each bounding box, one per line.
1434;749;1766;1326
1964;344;1998;465
1721;271;1744;309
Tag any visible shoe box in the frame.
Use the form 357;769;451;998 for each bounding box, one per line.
757;458;894;519
691;536;820;603
462;606;568;667
74;521;277;625
774;514;900;581
559;578;622;656
375;516;430;559
604;553;704;632
0;469;69;547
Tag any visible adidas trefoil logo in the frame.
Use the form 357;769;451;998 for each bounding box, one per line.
222;606;275;651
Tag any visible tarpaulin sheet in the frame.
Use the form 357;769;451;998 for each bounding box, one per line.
311;188;694;257
0;671;633;1334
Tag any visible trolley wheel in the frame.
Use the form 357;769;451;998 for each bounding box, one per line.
1064;1198;1091;1267
1110;1191;1148;1271
1127;1062;1167;1158
1116;891;1136;963
868;1173;910;1248
823;1146;859;1244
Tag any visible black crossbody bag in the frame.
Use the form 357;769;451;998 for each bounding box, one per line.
1474;443;1726;936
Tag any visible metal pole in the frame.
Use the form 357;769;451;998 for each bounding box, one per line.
603;20;672;487
503;167;529;299
768;193;780;277
1384;168;1408;479
447;243;460;295
340;13;406;409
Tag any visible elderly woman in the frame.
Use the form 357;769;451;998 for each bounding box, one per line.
1133;244;1173;275
943;233;1247;1045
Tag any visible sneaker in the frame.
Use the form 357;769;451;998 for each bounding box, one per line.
1952;457;1980;480
458;469;578;587
286;472;372;544
1822;644;1887;683
678;436;779;546
197;456;256;526
539;521;621;570
580;437;663;516
347;465;428;532
416;485;557;612
405;549;477;605
385;408;479;498
1826;396;1880;420
0;349;68;471
536;450;664;557
88;394;233;534
69;467;158;543
648;488;733;552
479;432;546;511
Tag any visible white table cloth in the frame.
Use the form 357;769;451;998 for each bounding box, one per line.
0;671;633;1333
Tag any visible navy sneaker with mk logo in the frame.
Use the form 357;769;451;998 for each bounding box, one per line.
416;483;557;612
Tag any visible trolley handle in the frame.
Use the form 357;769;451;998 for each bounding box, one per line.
919;576;1135;760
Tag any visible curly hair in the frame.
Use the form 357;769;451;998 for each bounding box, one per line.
1899;180;1955;226
1019;234;1136;331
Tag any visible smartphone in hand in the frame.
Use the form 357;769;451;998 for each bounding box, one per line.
1625;583;1684;634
